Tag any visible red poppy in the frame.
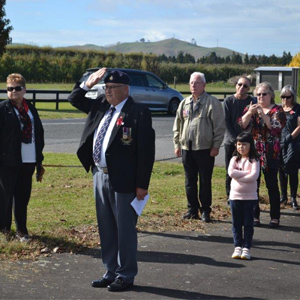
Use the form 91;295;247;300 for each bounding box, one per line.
117;116;124;126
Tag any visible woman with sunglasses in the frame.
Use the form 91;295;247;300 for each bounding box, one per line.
278;85;300;210
0;73;44;241
238;82;286;228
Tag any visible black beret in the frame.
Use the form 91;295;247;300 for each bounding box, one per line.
104;70;130;85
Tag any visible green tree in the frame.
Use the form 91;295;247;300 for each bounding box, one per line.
177;51;184;63
183;53;195;64
207;52;218;64
225;55;231;64
0;0;13;57
231;52;243;64
249;55;258;65
244;53;249;65
281;51;293;65
268;54;279;65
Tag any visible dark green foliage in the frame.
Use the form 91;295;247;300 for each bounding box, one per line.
0;0;13;57
0;46;146;83
0;45;293;84
158;62;254;83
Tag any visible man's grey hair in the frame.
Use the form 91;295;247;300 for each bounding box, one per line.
190;72;206;83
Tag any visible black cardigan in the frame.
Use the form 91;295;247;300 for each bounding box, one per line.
0;99;44;167
280;104;300;173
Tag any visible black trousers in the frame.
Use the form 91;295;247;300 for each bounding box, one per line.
182;149;215;214
255;159;280;220
278;165;298;199
224;143;236;197
0;163;35;234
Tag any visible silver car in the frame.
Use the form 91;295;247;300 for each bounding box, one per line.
80;68;183;115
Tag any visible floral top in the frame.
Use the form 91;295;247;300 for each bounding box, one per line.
238;104;286;170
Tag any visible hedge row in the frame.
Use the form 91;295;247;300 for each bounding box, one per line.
0;46;255;83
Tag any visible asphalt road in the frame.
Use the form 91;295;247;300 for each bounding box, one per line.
42;115;226;166
1;209;299;299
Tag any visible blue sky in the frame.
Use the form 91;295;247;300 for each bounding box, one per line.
5;0;300;56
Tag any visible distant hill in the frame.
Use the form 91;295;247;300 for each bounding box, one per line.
60;38;244;60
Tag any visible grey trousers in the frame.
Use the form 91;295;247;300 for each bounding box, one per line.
93;167;137;284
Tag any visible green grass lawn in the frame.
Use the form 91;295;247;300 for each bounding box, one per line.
0;153;271;260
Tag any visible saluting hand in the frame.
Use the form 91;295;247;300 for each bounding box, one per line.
85;68;107;89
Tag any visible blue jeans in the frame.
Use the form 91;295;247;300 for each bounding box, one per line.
230;200;257;249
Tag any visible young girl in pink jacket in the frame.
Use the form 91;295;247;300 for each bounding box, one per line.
228;132;260;260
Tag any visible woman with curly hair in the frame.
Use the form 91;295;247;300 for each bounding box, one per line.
239;82;286;228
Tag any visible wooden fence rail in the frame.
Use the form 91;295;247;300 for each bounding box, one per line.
0;89;251;110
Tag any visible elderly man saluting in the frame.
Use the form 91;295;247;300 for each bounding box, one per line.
173;72;225;222
68;68;155;292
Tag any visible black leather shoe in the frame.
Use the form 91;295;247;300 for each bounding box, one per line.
91;278;113;288
253;218;261;227
107;278;133;292
182;212;199;220
280;196;287;204
291;197;299;210
269;219;280;228
201;211;211;223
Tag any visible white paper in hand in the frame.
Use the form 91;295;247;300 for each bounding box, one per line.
130;194;150;216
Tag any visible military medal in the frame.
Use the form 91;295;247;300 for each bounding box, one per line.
121;127;133;145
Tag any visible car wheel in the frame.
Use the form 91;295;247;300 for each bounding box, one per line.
168;98;180;115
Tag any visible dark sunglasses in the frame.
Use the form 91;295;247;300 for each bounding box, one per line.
257;93;268;97
281;95;292;100
237;83;249;88
7;86;24;92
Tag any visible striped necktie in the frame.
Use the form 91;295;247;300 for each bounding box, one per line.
93;107;115;164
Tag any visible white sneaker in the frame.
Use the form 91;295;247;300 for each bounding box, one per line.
232;247;242;259
241;248;251;260
16;234;31;243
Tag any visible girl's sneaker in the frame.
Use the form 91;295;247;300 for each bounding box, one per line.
241;248;251;260
232;247;242;259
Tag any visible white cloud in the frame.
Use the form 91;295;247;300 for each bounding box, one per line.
6;0;300;55
143;31;168;42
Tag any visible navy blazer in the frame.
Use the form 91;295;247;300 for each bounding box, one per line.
0;99;44;167
68;83;155;193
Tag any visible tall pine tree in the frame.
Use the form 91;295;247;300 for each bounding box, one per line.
0;0;13;57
